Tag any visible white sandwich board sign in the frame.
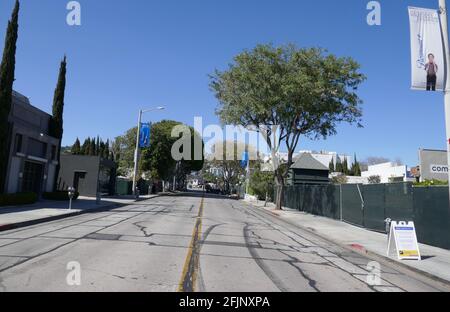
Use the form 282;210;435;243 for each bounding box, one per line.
387;221;421;261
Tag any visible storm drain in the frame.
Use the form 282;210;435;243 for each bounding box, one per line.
86;233;122;241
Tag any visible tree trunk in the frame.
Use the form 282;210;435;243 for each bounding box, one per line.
275;173;284;210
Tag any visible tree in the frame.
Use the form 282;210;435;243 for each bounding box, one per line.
96;136;100;156
0;0;19;193
114;120;204;184
50;56;67;191
335;158;343;173
249;162;275;205
140;120;204;186
342;157;349;175
331;175;348;185
350;154;361;176
81;137;90;155
89;139;96;156
71;138;81;155
210;44;365;209
329;159;335;173
206;140;251;194
112;128;137;176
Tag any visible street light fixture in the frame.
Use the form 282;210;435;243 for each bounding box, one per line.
133;106;165;196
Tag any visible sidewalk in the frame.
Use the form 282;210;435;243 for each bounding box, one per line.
0;194;159;232
245;199;450;283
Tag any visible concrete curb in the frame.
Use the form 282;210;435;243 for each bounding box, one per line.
0;194;163;233
245;201;450;289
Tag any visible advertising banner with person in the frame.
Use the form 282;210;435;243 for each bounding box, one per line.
409;7;445;91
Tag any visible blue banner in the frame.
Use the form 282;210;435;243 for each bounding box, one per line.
241;151;249;168
139;123;151;148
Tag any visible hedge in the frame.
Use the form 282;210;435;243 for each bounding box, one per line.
0;192;38;207
42;191;79;201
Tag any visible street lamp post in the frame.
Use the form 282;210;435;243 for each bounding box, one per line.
439;0;450;202
132;107;165;195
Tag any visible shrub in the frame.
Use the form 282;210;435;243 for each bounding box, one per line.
331;175;348;185
414;179;448;187
0;192;38;207
368;175;381;184
42;191;79;201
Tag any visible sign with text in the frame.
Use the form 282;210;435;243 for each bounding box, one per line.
387;221;421;261
408;7;445;91
430;164;449;174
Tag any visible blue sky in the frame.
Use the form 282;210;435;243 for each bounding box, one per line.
0;0;447;166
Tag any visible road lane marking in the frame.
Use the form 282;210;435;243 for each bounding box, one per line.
178;196;204;292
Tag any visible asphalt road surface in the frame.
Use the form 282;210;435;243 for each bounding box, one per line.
0;193;449;292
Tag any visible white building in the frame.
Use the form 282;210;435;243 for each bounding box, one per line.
361;162;412;184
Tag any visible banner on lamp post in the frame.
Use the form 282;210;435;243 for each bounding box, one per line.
408;7;445;91
139;122;151;148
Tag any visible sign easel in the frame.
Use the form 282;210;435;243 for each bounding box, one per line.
387;221;422;261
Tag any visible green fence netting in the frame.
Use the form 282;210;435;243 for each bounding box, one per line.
341;184;364;226
278;183;450;250
413;186;450;250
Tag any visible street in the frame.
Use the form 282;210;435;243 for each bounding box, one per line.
0;193;448;292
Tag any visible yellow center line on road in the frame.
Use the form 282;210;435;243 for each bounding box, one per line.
177;195;205;292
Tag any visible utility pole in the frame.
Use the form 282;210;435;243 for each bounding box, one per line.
439;0;450;202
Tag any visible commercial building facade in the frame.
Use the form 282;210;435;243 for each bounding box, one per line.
4;91;60;195
418;149;448;182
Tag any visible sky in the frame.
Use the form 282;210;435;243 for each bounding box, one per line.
0;0;447;166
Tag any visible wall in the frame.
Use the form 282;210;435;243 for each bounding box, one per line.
58;155;101;197
5;92;60;195
361;162;408;183
419;149;448;182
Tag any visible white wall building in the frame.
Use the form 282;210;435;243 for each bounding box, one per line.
361;162;412;184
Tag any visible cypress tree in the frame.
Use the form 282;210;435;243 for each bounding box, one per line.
0;0;20;193
329;159;335;173
342;157;349;175
351;154;362;177
105;139;110;159
96;136;100;156
81;137;90;155
72;138;81;155
51;56;67;191
335;158;343;173
89;139;96;156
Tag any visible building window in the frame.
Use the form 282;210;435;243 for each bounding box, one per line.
51;145;57;160
27;138;47;159
14;134;23;153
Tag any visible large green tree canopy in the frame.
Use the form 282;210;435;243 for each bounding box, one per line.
114;120;204;181
209;43;365;208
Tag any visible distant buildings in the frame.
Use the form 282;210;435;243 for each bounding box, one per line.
361;162;413;184
4;91;60;195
